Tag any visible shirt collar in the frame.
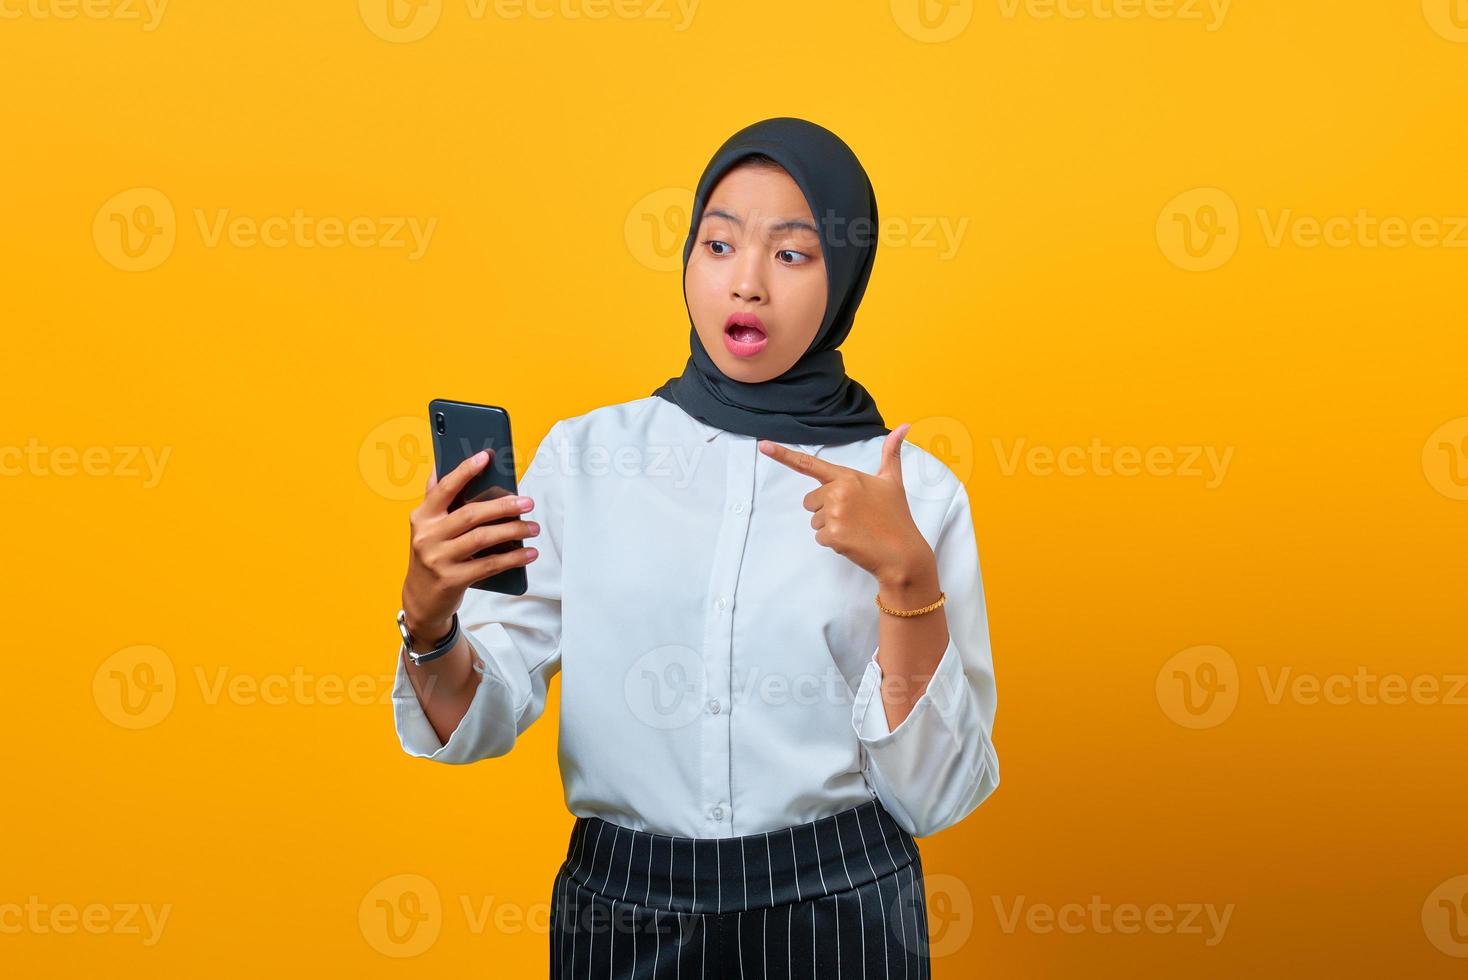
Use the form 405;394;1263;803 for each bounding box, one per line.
683;409;824;457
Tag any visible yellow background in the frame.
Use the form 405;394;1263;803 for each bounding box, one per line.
3;0;1467;975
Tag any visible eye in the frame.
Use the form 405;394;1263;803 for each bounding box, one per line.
702;239;732;256
776;249;810;265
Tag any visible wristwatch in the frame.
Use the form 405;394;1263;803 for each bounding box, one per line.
397;608;461;667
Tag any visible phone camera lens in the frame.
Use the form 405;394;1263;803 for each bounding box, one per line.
434;413;445;434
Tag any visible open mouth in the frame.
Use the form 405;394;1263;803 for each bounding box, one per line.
724;312;768;349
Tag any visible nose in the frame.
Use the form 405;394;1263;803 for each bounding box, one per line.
730;247;766;304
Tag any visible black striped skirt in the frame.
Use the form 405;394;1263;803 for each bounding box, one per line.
550;797;930;978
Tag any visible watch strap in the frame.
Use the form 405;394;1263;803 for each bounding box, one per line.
398;609;461;666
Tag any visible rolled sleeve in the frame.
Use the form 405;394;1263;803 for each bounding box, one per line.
850;479;1000;838
391;421;566;765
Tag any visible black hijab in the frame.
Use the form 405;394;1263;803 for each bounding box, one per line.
650;116;890;446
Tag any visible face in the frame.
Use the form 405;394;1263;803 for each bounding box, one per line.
684;162;828;383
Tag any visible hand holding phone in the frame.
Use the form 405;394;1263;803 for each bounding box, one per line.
400;401;540;639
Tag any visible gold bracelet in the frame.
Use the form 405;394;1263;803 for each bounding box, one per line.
874;590;946;618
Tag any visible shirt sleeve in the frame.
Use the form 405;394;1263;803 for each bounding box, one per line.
391;420;566;765
849;478;1000;837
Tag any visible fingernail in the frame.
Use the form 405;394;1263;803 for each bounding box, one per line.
475;450;488;464
517;496;534;510
526;547;539;558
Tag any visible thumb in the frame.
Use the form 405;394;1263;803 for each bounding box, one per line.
877;423;910;485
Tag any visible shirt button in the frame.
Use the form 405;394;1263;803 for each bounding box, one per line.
732;501;745;514
710;805;724;820
708;698;721;714
715;596;727;610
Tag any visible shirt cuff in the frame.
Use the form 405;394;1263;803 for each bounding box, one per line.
851;635;968;745
391;631;502;763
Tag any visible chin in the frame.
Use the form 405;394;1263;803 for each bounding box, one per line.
714;358;765;382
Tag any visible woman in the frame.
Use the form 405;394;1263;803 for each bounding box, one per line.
392;116;999;977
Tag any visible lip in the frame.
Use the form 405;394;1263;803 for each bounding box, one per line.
723;312;768;358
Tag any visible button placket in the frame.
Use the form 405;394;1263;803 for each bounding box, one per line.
698;435;756;833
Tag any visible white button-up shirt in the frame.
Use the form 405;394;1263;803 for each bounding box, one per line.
391;394;1000;839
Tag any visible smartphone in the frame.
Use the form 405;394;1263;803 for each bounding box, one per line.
428;398;527;596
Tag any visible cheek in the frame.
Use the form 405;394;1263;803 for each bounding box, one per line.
783;275;827;349
684;264;720;331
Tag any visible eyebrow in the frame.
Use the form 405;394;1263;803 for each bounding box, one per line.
702;208;819;236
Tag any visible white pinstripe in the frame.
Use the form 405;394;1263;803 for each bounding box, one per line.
834;891;842;974
560;823;585;976
904;864;923;980
833;814;856;889
597;827;619;895
761;907;768;979
621;833;634;901
740;837;749;908
765;830;775;907
561;822;589;977
787;904;793;980
832;813;868;977
808;824;827;895
788;828;802;903
738;911;745;979
563;811;924;980
810;904;816;980
870;812;908;980
855;808;889;977
915;862;930;980
575;823;606;979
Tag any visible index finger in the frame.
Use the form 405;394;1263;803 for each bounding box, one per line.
425;449;492;514
757;439;843;484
